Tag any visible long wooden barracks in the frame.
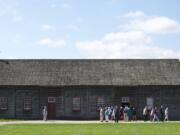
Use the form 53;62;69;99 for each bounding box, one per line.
0;59;180;120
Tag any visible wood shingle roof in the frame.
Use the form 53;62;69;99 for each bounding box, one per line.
0;59;180;86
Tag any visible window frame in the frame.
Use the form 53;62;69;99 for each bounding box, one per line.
0;97;8;110
97;97;104;110
72;97;81;111
23;96;32;111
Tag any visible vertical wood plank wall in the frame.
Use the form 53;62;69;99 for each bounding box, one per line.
0;86;180;120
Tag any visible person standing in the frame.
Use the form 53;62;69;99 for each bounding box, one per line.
150;107;154;121
143;106;148;121
110;106;114;120
119;106;124;120
114;106;119;123
105;107;109;122
111;107;115;120
153;107;159;122
128;107;133;121
100;107;104;122
160;105;164;122
124;106;129;121
132;107;137;121
108;107;112;120
164;107;169;121
42;106;48;121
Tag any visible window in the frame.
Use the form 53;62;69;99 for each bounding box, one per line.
24;96;32;111
97;97;104;110
72;97;81;111
89;96;97;112
0;97;8;110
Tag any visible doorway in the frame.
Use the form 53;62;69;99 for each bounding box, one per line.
121;97;130;107
47;97;56;120
121;102;130;107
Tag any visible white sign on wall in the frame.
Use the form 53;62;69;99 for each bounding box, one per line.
146;97;154;109
48;97;56;103
122;97;130;103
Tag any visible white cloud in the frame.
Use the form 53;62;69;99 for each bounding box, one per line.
41;24;54;32
124;11;146;18
37;38;66;47
76;11;180;58
62;3;72;9
76;31;180;58
124;11;180;34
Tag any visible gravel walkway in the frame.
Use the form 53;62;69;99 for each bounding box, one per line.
0;120;180;125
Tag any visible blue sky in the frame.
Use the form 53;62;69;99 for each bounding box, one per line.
0;0;180;59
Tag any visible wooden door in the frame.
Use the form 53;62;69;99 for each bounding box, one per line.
48;97;56;120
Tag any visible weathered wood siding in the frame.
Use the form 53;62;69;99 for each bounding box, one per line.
0;86;180;120
88;87;113;119
15;89;40;119
0;88;15;118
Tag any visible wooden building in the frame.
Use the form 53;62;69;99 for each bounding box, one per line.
0;59;180;120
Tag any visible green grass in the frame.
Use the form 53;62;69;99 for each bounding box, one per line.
0;123;180;135
0;119;18;122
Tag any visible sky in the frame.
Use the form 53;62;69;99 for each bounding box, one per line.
0;0;180;59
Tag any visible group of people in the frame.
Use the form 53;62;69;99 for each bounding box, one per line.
99;105;137;123
42;105;169;122
99;105;169;123
143;105;169;122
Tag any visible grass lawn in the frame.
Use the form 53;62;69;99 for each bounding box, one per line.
0;123;180;135
0;119;18;122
